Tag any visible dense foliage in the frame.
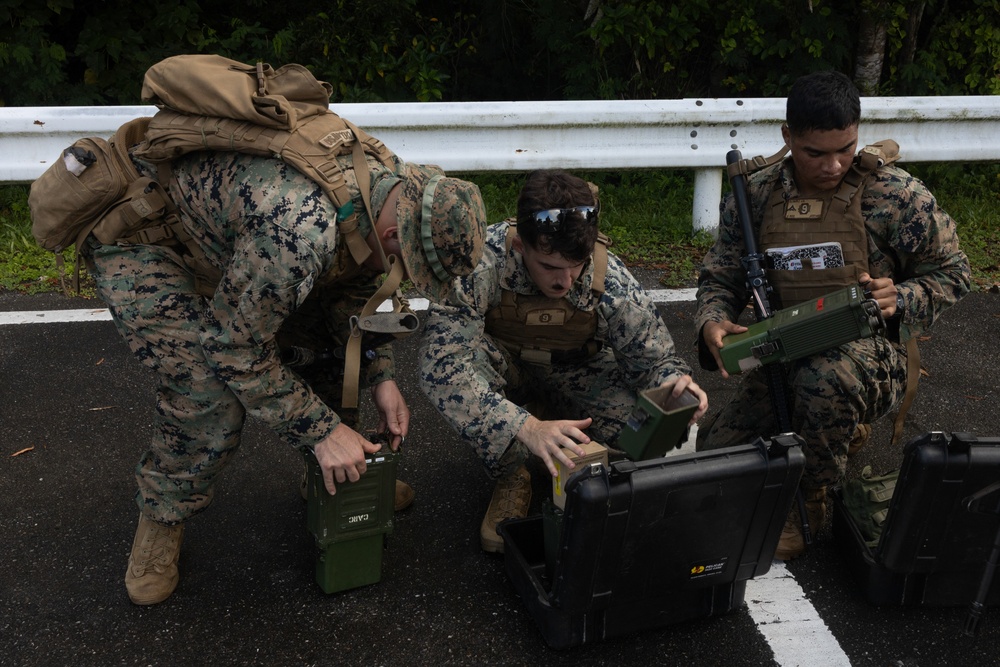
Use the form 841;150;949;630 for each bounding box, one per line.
2;0;998;107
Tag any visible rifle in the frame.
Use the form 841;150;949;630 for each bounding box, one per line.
726;148;822;545
725;149;793;433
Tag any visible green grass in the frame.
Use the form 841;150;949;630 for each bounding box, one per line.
4;164;999;296
905;162;1000;291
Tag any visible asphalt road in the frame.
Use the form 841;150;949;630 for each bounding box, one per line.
2;284;998;667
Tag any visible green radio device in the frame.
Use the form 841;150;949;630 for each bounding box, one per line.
719;285;885;375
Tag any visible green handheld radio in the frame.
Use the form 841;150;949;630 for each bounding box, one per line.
719;285;885;374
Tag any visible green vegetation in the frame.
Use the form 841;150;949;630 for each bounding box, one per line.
2;1;1000;107
4;164;998;297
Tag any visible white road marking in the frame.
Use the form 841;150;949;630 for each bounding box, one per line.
0;289;698;325
0;308;113;324
747;562;853;666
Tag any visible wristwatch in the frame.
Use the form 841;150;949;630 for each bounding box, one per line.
895;292;905;319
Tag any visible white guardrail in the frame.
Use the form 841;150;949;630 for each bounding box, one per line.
2;97;1000;232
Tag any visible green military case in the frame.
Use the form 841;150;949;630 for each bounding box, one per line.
304;448;399;594
719;285;884;374
618;385;700;460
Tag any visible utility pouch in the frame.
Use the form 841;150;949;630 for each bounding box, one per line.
29;137;132;252
840;465;899;547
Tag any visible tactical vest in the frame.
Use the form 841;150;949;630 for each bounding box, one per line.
758;140;899;307
484;224;609;365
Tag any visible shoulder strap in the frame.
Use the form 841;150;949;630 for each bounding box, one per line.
890;337;921;446
832;140;902;215
591;233;610;296
341;255;416;409
726;144;790;179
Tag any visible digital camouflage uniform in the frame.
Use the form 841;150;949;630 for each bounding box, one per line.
420;221;692;480
87;150;404;524
695;155;971;490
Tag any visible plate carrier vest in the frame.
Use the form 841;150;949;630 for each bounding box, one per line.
484;223;609;365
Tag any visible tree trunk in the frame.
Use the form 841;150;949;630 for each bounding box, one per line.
855;8;888;95
900;2;927;67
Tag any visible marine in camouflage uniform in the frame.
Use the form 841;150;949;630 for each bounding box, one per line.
86;144;486;603
419;169;707;552
695;71;971;559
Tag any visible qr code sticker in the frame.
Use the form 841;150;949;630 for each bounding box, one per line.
766;242;844;270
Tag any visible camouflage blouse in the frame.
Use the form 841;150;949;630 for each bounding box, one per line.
420;221;692;454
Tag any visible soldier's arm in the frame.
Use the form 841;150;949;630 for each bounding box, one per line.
201;223;341;450
864;171;972;341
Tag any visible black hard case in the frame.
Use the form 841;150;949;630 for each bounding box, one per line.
498;435;805;649
832;431;1000;608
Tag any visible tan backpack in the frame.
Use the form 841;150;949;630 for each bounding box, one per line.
29;54;415;408
30;55;396;287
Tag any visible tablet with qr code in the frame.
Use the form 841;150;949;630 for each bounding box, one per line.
766;242;845;270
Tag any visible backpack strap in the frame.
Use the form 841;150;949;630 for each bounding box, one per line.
832;139;901;216
890;336;921;446
726;144;790;179
341;254;417;409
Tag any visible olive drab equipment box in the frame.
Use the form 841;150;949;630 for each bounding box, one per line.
832;432;1000;634
304;448;399;594
498;434;805;649
618;384;701;461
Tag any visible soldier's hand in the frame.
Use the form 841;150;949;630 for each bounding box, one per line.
313;423;383;495
859;273;899;319
702;320;748;379
661;375;710;423
371;380;410;451
517;416;591;478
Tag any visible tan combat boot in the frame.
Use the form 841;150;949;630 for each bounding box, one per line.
774;487;827;561
125;514;185;605
848;423;872;457
394;480;415;511
480;466;532;553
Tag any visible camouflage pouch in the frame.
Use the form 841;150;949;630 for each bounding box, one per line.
841;465;899;548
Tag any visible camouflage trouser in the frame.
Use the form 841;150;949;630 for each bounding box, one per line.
88;242;357;524
479;335;638;479
696;336;907;490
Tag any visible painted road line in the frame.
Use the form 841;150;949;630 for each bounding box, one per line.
0;289;699;325
746;562;852;666
0;308;113;325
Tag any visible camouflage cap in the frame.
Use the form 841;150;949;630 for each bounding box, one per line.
396;163;487;301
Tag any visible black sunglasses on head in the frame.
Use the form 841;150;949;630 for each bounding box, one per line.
530;205;599;234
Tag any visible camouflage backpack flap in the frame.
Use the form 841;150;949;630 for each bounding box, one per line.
841;465;899;548
141;54;332;130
